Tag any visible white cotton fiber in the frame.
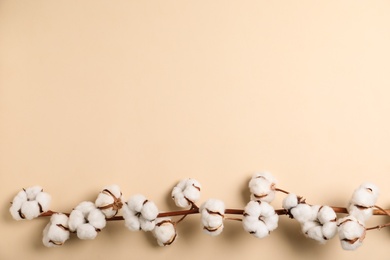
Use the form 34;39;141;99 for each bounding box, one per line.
171;178;201;208
242;200;278;238
127;194;147;212
350;183;379;207
21;201;40;220
76;223;98;240
304;222;326;244
347;204;373;223
123;195;158;232
36;192;51;212
200;199;225;236
153;219;177;246
141;201;158;221
25;186;43;200
317;206;337;224
139;218;156;231
337;215;366;250
10;186;52;221
290;203;313;223
74;201;96;216
322;221;337;240
68;209;86;232
42;213;70;247
95;185;123;218
87;209;106;230
282;193;298;210
248;172;277;203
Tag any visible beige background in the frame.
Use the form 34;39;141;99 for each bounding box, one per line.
1;1;390;259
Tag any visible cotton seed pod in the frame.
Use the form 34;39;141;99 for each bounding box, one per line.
171;178;201;208
68;201;106;240
249;172;277;203
242;200;279;239
152;218;177;246
10;186;51;220
200;199;225;236
337;215;366;250
42;213;70;247
347;182;379;223
95;185;123;218
123;194;158;232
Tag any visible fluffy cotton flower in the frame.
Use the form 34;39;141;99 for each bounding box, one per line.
301;206;337;243
242;200;278;239
337;215;366;250
68;201;106;240
10;186;51;220
348;182;379;223
42;213;70;247
95;185;123;218
171;178;201;208
152;218;177;246
123;194;159;231
249;172;277;203
200;199;225;236
283;194;337;243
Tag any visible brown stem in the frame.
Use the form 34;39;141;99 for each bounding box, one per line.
38;206;390;222
366;222;390;231
275;188;290;194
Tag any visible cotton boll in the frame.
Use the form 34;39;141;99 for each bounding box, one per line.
95;185;123;218
76;223;98;240
318;206;337;224
249;173;276;203
337;216;366;251
350;183;379;207
282;193;299;210
10;187;52;220
68;210;86;232
87;209;106;230
171;178;201;208
153;219;177;246
243;200;278;238
21;201;41;220
42;213;70;247
200;199;225;236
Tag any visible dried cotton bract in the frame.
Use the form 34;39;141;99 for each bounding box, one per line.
249;172;277;203
347;182;379;223
95;185;123;218
68;201;106;240
242;200;279;238
337;215;366;250
200;199;225;236
42;213;70;247
171;178;201;208
152;218;177;246
10;186;51;220
123;194;158;231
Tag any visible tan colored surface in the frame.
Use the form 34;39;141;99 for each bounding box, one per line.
1;1;390;259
